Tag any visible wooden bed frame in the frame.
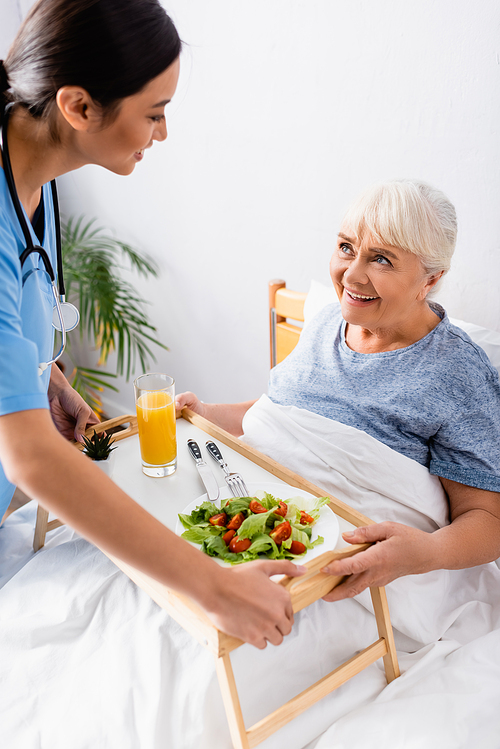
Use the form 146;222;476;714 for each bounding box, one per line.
269;279;307;367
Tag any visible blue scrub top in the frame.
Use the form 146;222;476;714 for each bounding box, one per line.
0;167;55;518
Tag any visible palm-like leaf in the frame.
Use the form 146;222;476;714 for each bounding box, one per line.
61;217;167;408
69;366;119;415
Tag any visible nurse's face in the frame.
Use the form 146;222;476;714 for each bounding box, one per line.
77;57;180;175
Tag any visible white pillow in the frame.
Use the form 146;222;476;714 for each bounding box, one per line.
303;280;338;327
304;280;500;376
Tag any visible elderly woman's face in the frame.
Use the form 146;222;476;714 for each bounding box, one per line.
330;227;436;332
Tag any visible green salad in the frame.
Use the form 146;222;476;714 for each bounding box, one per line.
178;491;329;564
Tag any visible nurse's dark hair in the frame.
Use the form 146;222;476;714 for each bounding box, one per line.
0;0;181;127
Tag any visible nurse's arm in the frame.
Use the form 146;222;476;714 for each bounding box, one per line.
0;408;304;649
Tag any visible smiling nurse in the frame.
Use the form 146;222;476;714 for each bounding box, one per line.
0;0;303;649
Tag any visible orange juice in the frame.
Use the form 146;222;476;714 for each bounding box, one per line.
135;390;176;466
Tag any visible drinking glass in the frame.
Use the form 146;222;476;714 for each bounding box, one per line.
134;373;177;477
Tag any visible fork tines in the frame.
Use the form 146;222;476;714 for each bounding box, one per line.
227;474;250;498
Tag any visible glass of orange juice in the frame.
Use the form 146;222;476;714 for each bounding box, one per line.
134;373;177;477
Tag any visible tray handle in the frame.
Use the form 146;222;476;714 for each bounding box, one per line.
74;414;138;451
278;544;371;612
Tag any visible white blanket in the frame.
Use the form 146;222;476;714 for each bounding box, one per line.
1;396;500;749
242;396;500;745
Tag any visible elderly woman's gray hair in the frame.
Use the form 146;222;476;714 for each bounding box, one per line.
341;179;457;277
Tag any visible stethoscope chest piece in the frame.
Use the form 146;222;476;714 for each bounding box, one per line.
52;301;80;332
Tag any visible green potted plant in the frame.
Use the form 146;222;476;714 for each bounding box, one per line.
82;430;117;476
58;216;167;415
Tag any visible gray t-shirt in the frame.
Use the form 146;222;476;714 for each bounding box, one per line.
268;302;500;492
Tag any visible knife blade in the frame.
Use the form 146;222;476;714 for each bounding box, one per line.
187;439;220;502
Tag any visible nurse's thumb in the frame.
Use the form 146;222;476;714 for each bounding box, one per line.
74;414;89;443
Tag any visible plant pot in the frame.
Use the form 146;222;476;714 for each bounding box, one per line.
92;449;116;478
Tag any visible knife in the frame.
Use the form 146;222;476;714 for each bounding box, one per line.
187;439;220;502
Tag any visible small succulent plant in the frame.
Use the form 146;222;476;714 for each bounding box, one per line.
82;430;117;461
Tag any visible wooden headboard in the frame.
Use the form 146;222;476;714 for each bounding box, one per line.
268;279;307;368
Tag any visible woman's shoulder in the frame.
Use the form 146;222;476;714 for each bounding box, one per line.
429;304;500;390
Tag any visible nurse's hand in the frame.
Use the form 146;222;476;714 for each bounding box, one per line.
48;364;100;443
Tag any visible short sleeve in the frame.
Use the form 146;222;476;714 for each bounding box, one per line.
429;375;500;492
0;207;50;416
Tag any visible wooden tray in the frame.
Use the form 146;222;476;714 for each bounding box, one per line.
34;410;400;749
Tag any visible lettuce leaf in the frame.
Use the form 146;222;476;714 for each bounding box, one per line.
257;492;280;510
220;497;251;516
310;535;325;548
181;525;222;544
282;525;324;551
287;495;329;524
283;525;311;549
237;508;277;540
289;521;312;539
247;533;280;557
179;500;221;529
201;535;242;563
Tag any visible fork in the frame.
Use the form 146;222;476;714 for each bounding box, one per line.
205;441;250;498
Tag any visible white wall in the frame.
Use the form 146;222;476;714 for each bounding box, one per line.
2;0;500;414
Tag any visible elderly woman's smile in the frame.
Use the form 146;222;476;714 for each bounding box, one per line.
329;227;444;352
344;289;379;303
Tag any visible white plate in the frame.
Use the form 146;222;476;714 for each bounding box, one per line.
175;482;340;566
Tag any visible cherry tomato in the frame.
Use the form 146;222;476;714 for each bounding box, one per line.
273;501;288;518
299;511;315;525
228;536;252;553
227;512;245;530
222;529;236;546
209;512;228;527
289;540;306;555
269;521;292;546
249;499;267;514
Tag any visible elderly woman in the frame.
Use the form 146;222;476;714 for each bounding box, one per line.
177;179;500;596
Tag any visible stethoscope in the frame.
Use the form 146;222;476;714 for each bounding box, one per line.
1;107;79;376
